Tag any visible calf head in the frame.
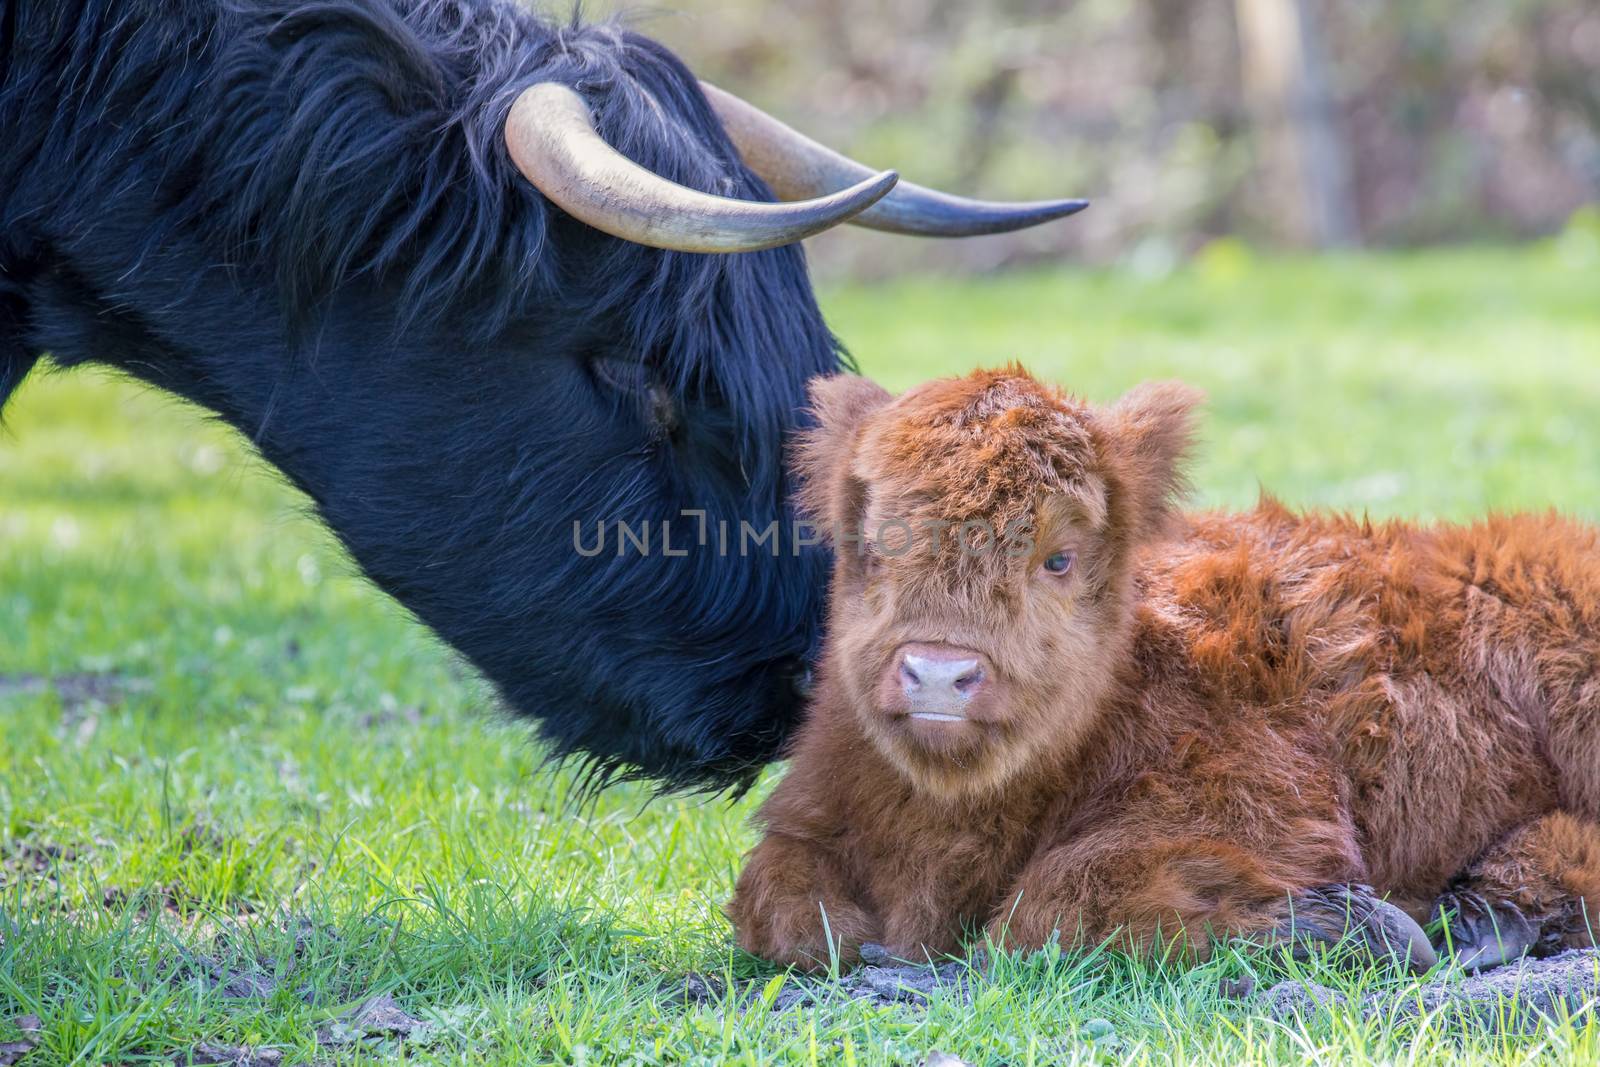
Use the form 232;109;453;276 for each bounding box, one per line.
797;367;1201;799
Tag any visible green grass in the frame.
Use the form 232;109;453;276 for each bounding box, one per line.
2;245;1599;1064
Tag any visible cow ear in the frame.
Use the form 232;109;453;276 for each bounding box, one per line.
1098;380;1203;542
792;373;893;532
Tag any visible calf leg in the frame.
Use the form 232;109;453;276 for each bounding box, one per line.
988;835;1434;971
1432;811;1600;968
726;833;878;972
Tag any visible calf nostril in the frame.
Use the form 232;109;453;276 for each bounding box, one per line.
898;660;922;692
954;666;985;693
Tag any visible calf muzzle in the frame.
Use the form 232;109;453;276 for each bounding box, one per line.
884;642;991;722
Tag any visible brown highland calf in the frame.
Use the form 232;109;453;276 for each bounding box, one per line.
727;366;1600;973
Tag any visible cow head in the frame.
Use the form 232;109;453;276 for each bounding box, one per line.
0;3;1086;791
796;368;1202;799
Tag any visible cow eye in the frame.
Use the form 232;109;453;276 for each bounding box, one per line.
1042;551;1075;576
589;356;681;439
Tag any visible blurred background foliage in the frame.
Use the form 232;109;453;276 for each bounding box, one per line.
595;0;1600;278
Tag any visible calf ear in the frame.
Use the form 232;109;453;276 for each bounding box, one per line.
792;373;893;532
1098;380;1203;542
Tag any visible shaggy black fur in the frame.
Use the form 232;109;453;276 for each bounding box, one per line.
0;0;843;789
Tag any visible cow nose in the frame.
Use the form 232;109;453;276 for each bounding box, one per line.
895;643;987;717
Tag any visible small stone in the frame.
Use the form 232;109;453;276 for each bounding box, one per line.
1081;1018;1116;1040
919;1053;973;1067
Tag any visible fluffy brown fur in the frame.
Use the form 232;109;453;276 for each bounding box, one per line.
727;366;1600;972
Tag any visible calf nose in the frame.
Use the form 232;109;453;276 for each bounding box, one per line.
896;643;987;717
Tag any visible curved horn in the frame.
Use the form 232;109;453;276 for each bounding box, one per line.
701;83;1089;238
505;83;898;253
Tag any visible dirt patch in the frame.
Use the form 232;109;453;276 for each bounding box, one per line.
99;882;213;922
0;840;81;876
0;1015;41;1067
682;943;974;1012
316;993;437;1051
183;1042;284;1067
173;924;443;1053
159;918;344;1007
1259;948;1600;1031
688;942;1600;1033
357;705;424;731
175;948;284;1002
0;671;153;710
0;837;101;894
91;820;270;923
0;671;154;743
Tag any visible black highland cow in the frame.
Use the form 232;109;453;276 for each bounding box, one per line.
0;0;1082;789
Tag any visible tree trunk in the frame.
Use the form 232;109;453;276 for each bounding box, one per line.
1234;0;1358;247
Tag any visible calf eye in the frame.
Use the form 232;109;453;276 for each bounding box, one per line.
1043;551;1076;576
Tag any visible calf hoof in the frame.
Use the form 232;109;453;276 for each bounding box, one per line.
1429;889;1537;972
1271;883;1437;974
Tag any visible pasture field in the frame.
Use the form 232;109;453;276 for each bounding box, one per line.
3;246;1600;1065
